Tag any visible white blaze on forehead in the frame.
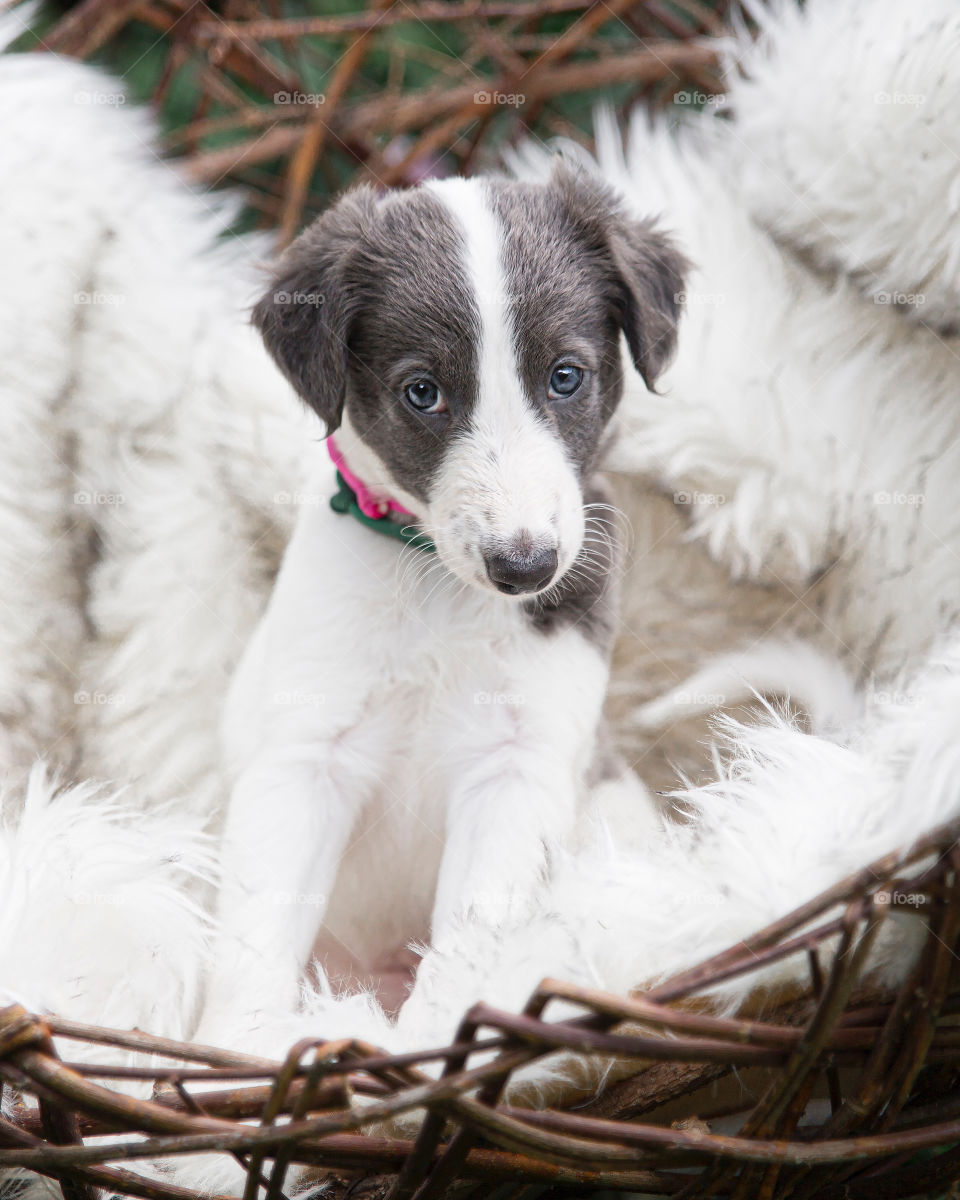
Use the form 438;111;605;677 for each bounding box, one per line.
423;178;583;563
424;177;518;396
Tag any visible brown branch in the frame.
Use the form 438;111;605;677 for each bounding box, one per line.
184;42;718;184
41;0;148;57
194;1;603;43
132;3;298;96
649;815;960;1004
278;0;397;244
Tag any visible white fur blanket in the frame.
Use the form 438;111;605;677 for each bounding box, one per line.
2;0;960;1155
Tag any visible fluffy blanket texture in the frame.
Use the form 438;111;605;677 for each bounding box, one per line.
2;0;960;1191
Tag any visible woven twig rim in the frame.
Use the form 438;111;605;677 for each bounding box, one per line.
2;815;959;1200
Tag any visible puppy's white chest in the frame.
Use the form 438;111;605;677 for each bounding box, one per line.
224;500;554;786
371;569;537;768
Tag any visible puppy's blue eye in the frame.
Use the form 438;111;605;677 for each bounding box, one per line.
548;364;584;400
404;379;445;413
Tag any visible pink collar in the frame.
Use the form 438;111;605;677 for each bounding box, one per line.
327;435;414;520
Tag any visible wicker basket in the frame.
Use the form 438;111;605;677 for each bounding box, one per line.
3;816;959;1200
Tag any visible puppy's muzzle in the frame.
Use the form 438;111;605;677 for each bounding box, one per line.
484;540;558;595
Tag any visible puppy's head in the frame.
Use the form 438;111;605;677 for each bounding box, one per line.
254;168;687;597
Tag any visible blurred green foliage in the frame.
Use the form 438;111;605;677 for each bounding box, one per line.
21;0;727;231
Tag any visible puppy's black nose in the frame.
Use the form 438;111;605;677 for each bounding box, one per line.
485;545;558;595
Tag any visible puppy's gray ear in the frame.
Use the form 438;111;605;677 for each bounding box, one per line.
608;216;688;390
252;185;379;434
554;167;689;390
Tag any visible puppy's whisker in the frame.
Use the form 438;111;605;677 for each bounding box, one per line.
395;548;437;608
583;500;631;542
421;560;457;609
582;516;618;543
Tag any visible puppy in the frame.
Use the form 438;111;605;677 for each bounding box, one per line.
196;167;686;1046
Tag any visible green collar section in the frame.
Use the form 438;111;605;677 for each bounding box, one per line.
329;471;436;554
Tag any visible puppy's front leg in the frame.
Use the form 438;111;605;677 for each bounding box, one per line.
198;749;360;1042
431;626;608;940
433;759;573;936
196;494;390;1047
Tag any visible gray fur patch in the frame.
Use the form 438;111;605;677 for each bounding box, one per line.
253;185;480;504
343;189;481;504
489;168;688;482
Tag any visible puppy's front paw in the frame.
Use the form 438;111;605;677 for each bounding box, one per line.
383;917;590;1137
191;1011;285;1064
399;914;581;1046
174;991;398;1188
